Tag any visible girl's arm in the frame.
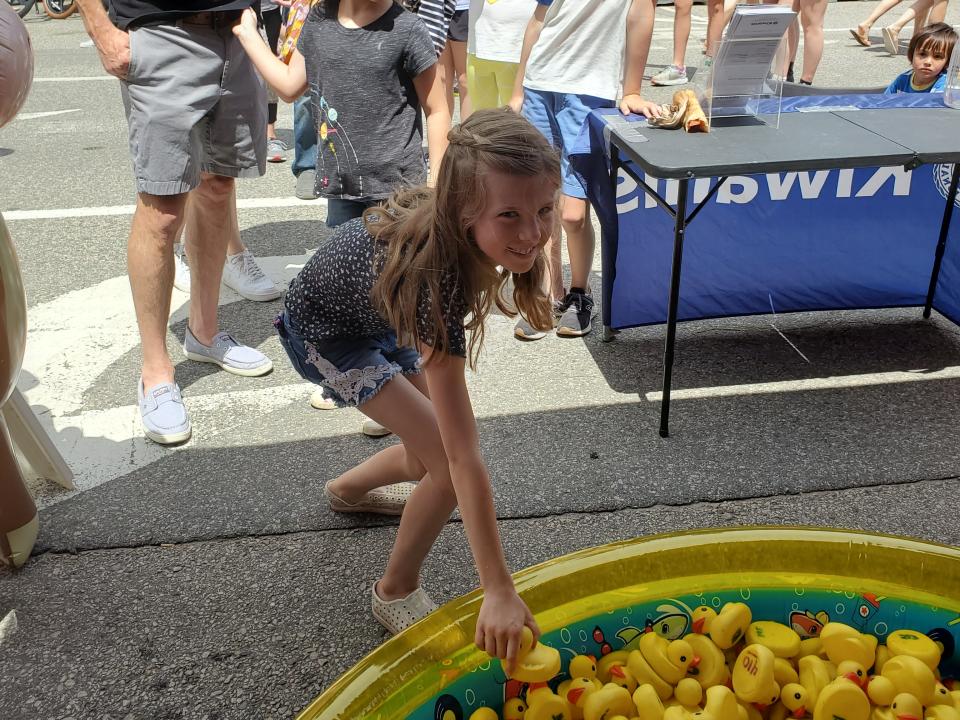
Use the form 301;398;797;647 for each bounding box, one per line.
508;2;550;113
621;0;662;118
422;350;539;668
413;65;451;187
232;8;308;103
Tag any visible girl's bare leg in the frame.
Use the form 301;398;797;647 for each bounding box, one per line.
438;43;456;117
449;39;471;119
856;0;904;36
799;0;828;83
672;0;694;69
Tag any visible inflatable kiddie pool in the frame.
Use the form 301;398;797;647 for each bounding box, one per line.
297;527;960;719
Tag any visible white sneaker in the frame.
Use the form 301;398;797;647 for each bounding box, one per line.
173;243;191;293
222;249;282;302
361;418;392;437
310;387;337;410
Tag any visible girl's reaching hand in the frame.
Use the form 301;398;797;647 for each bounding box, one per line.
475;586;540;675
232;8;259;39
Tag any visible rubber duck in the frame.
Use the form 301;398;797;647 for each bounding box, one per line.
799;639;825;659
931;683;959;708
570;655;600;683
634;684;667;720
583;683;636;720
836;661;869;691
599;651;632;683
686;633;731;689
812;680;870;720
672;678;705;711
732;644;781;706
526;686;573;720
469;709;499;720
748;622;802;659
738;699;764;720
881;654;937;705
875;646;892;674
693;607;719;636
610;664;640;694
698;684;745;720
628;650;675;701
868;676;898;706
799;655;834;706
819;624;877;670
640;632;700;685
567;677;599;720
709;604;753;650
503;697;528;720
665;706;697;720
780;683;813;718
775;658;800;687
889;693;924;720
503;627;562;684
886;631;942;671
926;708;960;720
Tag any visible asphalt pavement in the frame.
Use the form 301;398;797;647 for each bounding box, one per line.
1;4;960;719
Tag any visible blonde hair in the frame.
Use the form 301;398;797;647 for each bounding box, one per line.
366;108;561;369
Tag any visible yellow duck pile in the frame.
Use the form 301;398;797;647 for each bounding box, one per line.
466;604;960;720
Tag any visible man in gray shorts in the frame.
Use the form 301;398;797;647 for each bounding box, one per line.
76;0;274;445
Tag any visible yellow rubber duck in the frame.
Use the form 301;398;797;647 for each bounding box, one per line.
812;680;870;720
774;658;800;687
889;693;924;720
819;623;878;670
747;622;802;659
799;638;825;659
570;655;600;683
868;676;898;707
665;707;697;720
628;650;675;701
567;677;599;720
672;678;705;711
583;683;636;720
599;651;632;683
685;633;730;689
798;655;834;706
633;683;667;720
610;664;640;694
503;697;528;720
876;646;892;674
881;654;937;705
468;709;499;720
697;684;745;720
503;627;562;684
927;708;960;720
692;607;719;636
526;686;573;720
640;632;700;685
886;630;942;671
931;683;959;708
836;661;869;691
709;604;753;650
732;644;781;706
780;682;813;718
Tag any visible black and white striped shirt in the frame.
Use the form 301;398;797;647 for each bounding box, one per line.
413;0;456;55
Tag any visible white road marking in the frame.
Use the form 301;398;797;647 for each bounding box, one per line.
644;366;960;401
5;196;325;221
15;109;82;121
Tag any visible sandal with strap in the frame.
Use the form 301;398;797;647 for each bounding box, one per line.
323;480;415;516
371;584;438;635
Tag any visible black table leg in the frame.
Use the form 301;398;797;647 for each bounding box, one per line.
659;179;689;438
603;147;621;342
924;162;959;319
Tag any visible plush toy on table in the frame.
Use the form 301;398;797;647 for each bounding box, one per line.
0;0;38;568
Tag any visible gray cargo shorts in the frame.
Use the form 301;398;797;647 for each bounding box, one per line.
120;20;267;195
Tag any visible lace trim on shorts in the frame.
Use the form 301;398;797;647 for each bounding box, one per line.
303;341;396;405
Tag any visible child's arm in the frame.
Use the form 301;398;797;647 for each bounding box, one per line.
508;2;550;113
413;65;451;187
621;0;663;119
232;8;308;103
422;350;539;668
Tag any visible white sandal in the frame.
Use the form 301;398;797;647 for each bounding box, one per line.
323;481;415;516
371;584;438;635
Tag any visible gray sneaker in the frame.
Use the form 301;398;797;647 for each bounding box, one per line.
513;301;564;341
652;65;689;86
138;378;191;445
267;137;287;163
295;170;319;200
183;327;273;377
556;291;595;337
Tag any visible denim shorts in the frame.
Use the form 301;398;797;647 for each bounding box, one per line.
521;88;613;199
274;313;421;408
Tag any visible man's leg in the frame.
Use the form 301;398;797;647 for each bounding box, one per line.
131;192;189;389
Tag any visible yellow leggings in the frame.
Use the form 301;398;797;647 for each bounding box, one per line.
466;55;520;111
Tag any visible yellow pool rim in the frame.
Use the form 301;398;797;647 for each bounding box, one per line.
297;526;960;720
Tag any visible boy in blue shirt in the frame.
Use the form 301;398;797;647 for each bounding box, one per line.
885;22;957;94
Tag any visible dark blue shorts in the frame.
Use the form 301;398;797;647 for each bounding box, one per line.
274;312;421;408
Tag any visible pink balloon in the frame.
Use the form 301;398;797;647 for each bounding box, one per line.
0;1;34;128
